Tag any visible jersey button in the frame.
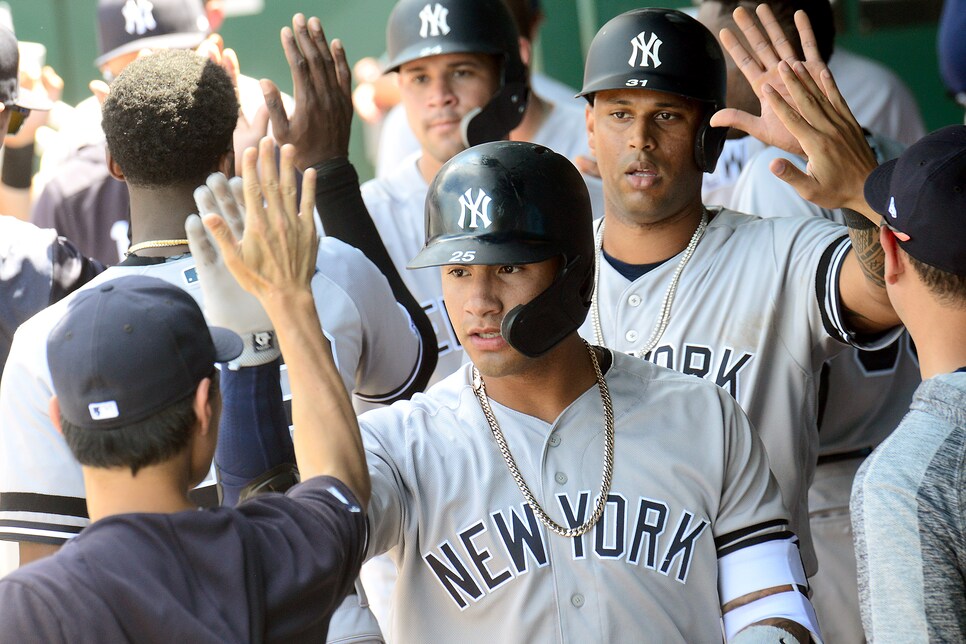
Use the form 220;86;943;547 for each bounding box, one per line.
628;294;642;307
625;330;639;342
555;472;568;485
548;434;561;447
571;594;585;608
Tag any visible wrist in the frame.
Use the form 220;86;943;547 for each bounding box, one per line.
1;142;35;189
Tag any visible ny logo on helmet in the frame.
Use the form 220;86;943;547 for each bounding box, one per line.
628;31;662;68
458;188;492;230
419;3;450;38
122;0;158;36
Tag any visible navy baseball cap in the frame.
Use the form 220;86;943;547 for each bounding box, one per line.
0;27;52;111
96;0;210;67
47;276;242;430
864;125;966;276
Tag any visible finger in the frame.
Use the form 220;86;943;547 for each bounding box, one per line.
819;67;862;132
221;47;241;94
89;80;110;105
193;184;219;217
185;213;220;266
205;172;246;238
250;104;271;141
257;137;285;233
756;4;797;63
573;155;601;179
280;24;308;102
261;78;289;142
793;10;822;65
201;211;239;262
708;107;760;138
720;27;764;87
780;61;835;129
299;166;319;254
278;143;298;221
769;156;812;195
242;145;267;233
733;5;779;69
331;39;352;101
761;82;811;151
229;176;246;211
306;15;338;92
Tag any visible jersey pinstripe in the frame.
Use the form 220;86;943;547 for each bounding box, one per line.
361;351;790;642
0;239;420;545
578;208;901;575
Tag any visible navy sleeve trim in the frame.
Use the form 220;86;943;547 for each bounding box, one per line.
717;530;798;559
816;234;851;344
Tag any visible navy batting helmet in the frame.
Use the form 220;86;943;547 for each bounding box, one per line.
408;141;594;357
385;0;529;147
578;8;728;172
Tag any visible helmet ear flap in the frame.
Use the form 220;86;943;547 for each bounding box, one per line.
501;255;593;358
694;119;728;173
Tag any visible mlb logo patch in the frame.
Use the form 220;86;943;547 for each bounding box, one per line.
89;401;120;421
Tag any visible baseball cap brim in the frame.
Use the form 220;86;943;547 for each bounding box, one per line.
863;157;899;220
209;326;244;364
95;31;208;68
9;86;53;111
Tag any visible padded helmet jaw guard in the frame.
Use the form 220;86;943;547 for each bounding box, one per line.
408;141;595;357
578;8;729;173
386;0;530;147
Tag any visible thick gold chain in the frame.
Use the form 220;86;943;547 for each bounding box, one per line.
471;340;615;538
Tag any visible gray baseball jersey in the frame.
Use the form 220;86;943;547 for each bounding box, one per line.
0;239;421;544
729;138;920;641
729;137;919;457
578;209;901;576
362;351;791;642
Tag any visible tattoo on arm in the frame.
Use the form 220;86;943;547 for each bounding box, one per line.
848;225;886;290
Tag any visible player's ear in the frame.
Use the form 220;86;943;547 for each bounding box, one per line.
105;149;126;182
880;225;904;285
585;102;596;156
193;376;217;437
48;396;63;435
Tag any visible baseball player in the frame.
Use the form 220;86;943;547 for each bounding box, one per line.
0;49;427;567
576;7;902;583
356;0;604;395
218;140;824;643
705;4;921;639
371;0;597;184
0;141;370;641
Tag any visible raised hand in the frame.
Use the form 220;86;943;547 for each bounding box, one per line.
758;61;877;216
200;136;318;302
709;5;827;156
262;13;352;171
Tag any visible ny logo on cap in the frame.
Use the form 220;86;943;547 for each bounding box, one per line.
419;3;450;38
89;400;120;421
458;188;492;230
122;0;158;36
628;31;662;68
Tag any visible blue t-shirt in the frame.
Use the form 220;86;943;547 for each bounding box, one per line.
0;476;366;643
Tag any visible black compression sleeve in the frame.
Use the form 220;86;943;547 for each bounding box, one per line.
311;157;437;399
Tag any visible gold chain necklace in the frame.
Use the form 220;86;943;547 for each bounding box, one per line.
471;340;615;538
124;239;190;257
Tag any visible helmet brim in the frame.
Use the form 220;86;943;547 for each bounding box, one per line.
407;236;558;269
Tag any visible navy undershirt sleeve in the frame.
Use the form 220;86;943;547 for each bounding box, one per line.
216;358;294;506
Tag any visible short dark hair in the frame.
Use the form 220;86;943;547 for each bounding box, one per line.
502;0;539;41
698;0;835;63
61;371;218;476
102;49;238;188
907;253;966;307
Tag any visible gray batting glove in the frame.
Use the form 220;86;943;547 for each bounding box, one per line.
187;173;281;369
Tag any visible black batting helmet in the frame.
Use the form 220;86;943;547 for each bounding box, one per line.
408;141;594;357
578;8;728;172
385;0;530;147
